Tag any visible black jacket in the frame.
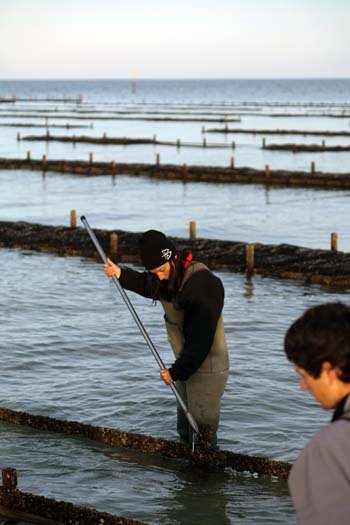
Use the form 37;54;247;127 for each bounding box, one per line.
119;266;224;381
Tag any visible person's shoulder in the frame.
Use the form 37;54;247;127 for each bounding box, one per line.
301;419;350;461
182;267;223;295
188;262;222;283
312;418;350;447
290;420;348;486
289;420;350;525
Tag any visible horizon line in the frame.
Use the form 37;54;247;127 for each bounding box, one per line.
1;77;350;82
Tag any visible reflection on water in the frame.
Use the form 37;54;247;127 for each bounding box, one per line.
243;277;254;300
264;186;271;206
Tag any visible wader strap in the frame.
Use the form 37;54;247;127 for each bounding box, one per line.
340;411;350;422
332;394;350;422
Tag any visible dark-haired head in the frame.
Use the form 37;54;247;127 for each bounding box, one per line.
284;302;350;382
138;230;192;301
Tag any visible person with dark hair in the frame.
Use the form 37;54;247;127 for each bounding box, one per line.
284;302;350;524
104;230;229;447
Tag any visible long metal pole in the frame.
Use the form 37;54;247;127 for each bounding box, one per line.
80;216;199;436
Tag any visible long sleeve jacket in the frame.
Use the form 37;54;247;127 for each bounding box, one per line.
288;395;350;525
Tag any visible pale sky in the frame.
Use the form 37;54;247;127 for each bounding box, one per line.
0;0;349;79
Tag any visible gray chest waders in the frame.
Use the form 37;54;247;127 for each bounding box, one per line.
161;261;229;446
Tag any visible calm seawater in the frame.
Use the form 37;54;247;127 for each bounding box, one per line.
0;80;350;524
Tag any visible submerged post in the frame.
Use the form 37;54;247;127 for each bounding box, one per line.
183;163;188;180
70;209;77;229
26;151;31;161
265;164;270;178
110;232;118;258
246;244;255;276
2;467;18;493
189;221;196;240
89;152;93;164
311;161;316;173
331;232;338;252
156;153;160;166
230;156;235;169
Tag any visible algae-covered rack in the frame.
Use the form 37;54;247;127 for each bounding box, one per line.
0;407;291;480
205;127;350;137
0;221;349;288
1;156;350;189
19;133;235;149
0;467;145;525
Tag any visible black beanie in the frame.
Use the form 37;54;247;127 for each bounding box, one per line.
139;230;177;270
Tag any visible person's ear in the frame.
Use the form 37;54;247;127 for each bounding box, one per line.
322;361;338;383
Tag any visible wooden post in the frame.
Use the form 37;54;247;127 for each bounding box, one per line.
331;232;338;252
232;141;235;149
230;156;235;169
265;164;270;177
311;161;316;173
42;154;47;168
203;138;207;147
27;151;31;161
110;233;118;258
89;152;93;163
156;153;160;166
111;160;116;173
17;132;20;141
262;138;266;149
177;139;181;148
103;133;107;139
189;221;196;240
45;117;48;128
2;468;18;493
46;129;50;138
153;134;157;143
202;126;205;134
246;244;255;276
70;209;77;229
183;163;188;179
322;140;325;148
